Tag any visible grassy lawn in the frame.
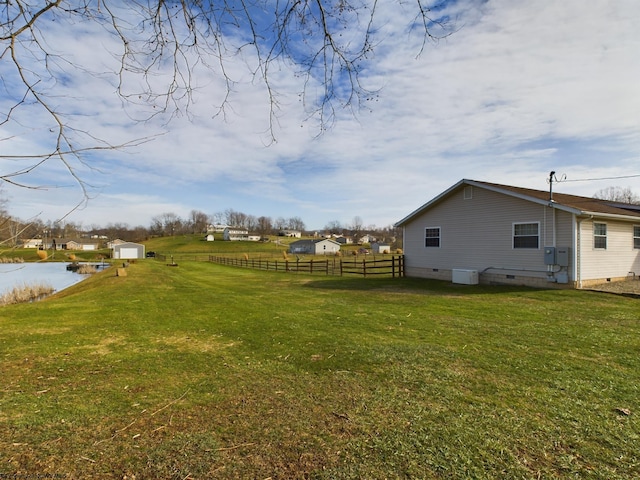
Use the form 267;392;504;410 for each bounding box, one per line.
1;260;639;478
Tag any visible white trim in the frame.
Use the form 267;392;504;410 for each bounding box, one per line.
512;221;540;249
424;226;441;248
593;221;607;250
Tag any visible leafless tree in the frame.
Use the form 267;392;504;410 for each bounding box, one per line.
188;209;209;234
224;208;248;228
257;215;272;237
287;216;305;232
150;211;183;236
593;186;640;205
1;0;451;203
324;219;342;234
273;216;287;232
350;215;363;242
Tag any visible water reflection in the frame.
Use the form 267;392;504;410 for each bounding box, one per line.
0;262;103;295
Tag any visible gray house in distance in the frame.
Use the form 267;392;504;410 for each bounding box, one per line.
395;179;640;289
289;239;341;255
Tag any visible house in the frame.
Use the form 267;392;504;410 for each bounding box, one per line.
289;239;341;255
208;224;228;233
65;239;100;251
371;242;391;254
112;242;145;260
335;236;353;245
279;230;302;238
395;179;640;289
50;238;70;250
358;234;377;245
22;238;43;249
107;238;127;249
223;226;249;241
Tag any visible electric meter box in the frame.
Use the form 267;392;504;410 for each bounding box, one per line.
544;247;556;265
544;246;569;266
556;247;569;267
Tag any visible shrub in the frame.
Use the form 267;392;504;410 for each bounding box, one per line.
78;264;98;274
0;257;25;264
0;283;55;305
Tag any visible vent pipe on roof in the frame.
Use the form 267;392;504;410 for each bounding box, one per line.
548;171;556;202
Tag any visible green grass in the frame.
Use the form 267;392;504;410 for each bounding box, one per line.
144;233;297;258
1;261;639;478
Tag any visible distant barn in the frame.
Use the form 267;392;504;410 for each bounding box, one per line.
112;242;145;260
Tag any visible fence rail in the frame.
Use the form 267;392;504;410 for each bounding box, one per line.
208;255;404;278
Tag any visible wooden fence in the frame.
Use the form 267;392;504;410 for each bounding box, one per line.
208;255;404;278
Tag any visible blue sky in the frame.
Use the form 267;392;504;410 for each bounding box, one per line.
1;0;639;230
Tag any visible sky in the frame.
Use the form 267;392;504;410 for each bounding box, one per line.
1;0;639;231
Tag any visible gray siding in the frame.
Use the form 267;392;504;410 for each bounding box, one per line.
404;186;573;285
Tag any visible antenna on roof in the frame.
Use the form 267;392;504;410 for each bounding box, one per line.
547;171;567;203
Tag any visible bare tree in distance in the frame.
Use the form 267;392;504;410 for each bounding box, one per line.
1;1;452;204
593;186;640;205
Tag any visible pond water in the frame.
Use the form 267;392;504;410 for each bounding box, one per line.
0;263;101;295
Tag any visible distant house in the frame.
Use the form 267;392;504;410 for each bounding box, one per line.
107;239;127;249
395;179;640;288
223;226;249;241
66;239;100;251
335;236;353;244
22;238;43;249
207;224;228;233
359;234;377;245
289;239;341;255
371;242;391;254
50;238;70;250
112;242;145;260
279;230;302;238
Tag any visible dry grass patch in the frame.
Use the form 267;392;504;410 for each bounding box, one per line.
155;334;238;353
0;282;54;305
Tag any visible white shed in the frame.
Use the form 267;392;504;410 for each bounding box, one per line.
371;242;392;254
112;242;145;260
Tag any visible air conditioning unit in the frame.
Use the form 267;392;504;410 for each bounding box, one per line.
452;269;479;285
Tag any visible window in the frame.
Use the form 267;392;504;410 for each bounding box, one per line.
425;227;441;247
634;226;640;249
594;222;607;249
513;222;539;249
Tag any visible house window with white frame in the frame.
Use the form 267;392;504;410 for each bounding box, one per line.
425;227;441;247
593;222;607;249
513;222;539;249
633;225;640;249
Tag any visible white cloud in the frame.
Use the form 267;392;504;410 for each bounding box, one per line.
2;0;639;229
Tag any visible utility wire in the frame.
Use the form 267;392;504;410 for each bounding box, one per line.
559;173;640;183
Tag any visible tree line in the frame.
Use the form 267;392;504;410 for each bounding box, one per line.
2;186;636;249
0;199;400;248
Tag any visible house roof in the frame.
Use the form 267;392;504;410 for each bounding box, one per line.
395;179;640;226
290;239;341;246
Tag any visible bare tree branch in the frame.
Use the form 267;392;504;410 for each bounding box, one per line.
1;0;453;203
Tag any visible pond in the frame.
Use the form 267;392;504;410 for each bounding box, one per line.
0;262;104;296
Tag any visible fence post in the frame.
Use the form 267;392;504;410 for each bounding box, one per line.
362;258;367;277
392;256;396;278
